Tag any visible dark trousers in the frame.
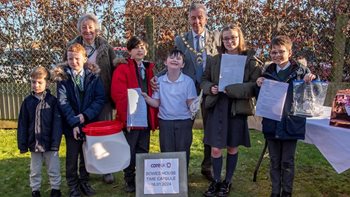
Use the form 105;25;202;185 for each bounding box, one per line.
201;96;212;171
123;129;150;183
65;136;89;189
267;139;297;194
159;119;193;167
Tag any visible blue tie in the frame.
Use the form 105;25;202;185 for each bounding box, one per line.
195;35;203;84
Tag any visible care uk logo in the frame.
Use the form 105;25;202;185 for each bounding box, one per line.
150;162;172;168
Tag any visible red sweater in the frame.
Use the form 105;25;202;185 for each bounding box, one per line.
111;58;158;130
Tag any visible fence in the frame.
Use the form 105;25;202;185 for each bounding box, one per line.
0;0;349;121
0;84;30;120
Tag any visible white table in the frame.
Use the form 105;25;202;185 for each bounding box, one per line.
304;107;350;173
248;107;350;174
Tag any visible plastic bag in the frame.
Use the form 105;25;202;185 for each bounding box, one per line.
189;90;203;120
292;80;328;117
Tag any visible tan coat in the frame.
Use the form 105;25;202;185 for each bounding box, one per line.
200;50;262;116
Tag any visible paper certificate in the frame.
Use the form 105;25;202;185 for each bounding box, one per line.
127;88;148;127
218;54;247;92
255;79;289;121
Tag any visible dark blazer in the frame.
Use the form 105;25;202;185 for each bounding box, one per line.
201;50;262;116
64;36;117;103
259;60;311;140
17;90;62;152
175;29;221;90
53;63;105;136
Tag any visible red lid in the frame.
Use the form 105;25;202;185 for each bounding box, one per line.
82;120;123;136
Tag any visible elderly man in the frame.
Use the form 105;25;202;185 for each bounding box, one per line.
174;3;221;181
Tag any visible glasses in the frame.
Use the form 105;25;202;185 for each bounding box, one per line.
223;36;238;42
270;50;287;56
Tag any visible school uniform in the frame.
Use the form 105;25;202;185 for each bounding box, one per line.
64;36;117;121
153;72;197;166
259;60;312;195
111;58;158;186
201;50;262;197
201;50;262;149
54;63;105;192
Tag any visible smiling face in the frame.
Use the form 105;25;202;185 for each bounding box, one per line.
270;44;292;67
222;29;240;54
165;53;185;71
189;8;207;34
67;51;86;72
81;19;97;45
129;43;147;62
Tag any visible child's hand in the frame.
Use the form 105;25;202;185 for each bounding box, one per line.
303;73;316;83
211;85;218;95
150;76;159;92
141;92;150;101
73;127;80;140
76;114;85;124
256;77;265;87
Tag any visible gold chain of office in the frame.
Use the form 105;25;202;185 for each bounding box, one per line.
180;33;205;64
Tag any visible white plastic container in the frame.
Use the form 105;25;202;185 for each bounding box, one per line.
82;121;130;174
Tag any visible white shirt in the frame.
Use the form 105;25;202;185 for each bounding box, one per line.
276;61;291;73
138;61;146;80
153;72;197;120
72;69;85;84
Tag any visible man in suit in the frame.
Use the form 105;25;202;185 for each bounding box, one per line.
174;2;221;181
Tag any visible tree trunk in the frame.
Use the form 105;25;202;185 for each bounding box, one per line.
331;13;348;82
145;15;155;62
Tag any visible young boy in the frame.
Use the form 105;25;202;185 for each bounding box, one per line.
111;36;158;193
142;49;197;167
256;35;315;197
17;66;62;197
53;43;105;197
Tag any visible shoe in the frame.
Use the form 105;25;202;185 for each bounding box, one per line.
217;180;231;197
102;173;115;184
50;189;62;197
79;182;96;196
203;181;221;197
124;181;135;193
281;191;292;197
32;191;41;197
270;193;280;197
201;169;214;181
69;188;81;197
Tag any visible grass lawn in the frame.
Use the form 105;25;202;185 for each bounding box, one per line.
0;129;349;197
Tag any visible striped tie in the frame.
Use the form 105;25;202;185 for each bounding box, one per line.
75;75;83;91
